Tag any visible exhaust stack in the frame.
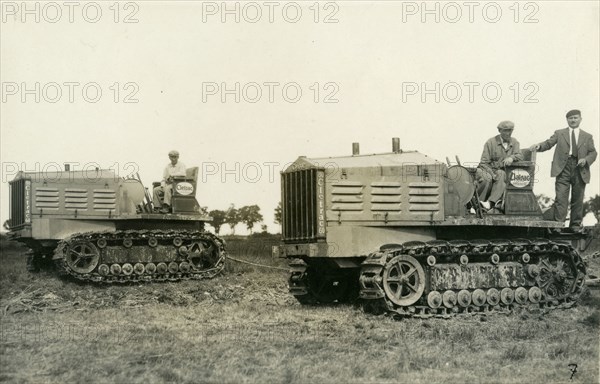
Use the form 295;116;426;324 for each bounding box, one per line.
352;142;360;156
392;137;400;153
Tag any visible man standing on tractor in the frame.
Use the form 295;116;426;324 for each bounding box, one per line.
476;121;523;213
153;150;187;213
529;109;597;231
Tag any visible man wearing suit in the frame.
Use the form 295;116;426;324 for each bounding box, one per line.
530;110;597;230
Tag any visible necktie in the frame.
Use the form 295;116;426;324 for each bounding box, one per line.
571;129;577;157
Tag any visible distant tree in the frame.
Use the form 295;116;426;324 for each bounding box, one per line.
261;224;268;233
583;195;600;222
536;194;554;209
274;202;282;225
225;204;241;235
239;205;263;234
209;209;227;235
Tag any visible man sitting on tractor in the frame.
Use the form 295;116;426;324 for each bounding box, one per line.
476;121;523;213
153;150;187;213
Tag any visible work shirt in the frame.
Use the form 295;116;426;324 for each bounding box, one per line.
479;135;523;171
162;161;187;186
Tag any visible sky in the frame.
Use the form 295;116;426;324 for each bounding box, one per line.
1;0;599;233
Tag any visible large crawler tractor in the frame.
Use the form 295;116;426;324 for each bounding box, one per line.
5;166;225;282
276;139;590;318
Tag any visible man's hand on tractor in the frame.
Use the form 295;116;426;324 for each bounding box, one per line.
502;157;514;167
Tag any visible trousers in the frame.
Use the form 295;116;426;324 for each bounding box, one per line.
543;158;586;227
476;168;506;203
153;184;173;207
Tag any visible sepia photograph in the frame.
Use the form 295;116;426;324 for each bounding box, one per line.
1;1;599;383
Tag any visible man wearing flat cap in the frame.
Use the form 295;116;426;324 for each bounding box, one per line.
530;110;597;230
476;120;523;212
153;150;187;213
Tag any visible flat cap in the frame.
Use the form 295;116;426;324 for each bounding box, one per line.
497;120;514;130
566;109;581;118
168;150;179;156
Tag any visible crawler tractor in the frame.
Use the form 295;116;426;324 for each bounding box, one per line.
5;166;225;282
277;139;589;318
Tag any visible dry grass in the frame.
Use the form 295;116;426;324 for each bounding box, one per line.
1;235;599;383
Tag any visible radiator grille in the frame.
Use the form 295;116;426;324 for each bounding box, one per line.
9;179;31;228
282;169;325;242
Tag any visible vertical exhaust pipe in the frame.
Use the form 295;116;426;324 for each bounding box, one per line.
392;137;400;153
64;164;70;171
352;142;360;156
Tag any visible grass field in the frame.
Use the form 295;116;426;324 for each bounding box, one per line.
1;234;599;384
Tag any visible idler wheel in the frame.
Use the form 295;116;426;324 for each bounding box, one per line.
122;263;133;275
528;287;542;303
457;290;472;307
168;262;179;274
110;263;122;275
98;264;110;276
427;291;442;308
471;289;486;306
173;237;183;247
500;288;514;304
382;255;426;306
123;238;133;248
156;262;168;274
65;241;100;274
179;262;191;273
490;254;500;265
148;237;158;247
515;287;529;304
146;263;157;274
486;288;500;306
427;255;436;266
442;290;457;308
97;239;107;249
459;255;469;265
133;263;145;275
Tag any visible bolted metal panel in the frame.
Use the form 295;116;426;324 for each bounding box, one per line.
65;188;89;210
35;187;59;210
93;190;117;211
370;181;402;213
430;262;528;291
331;181;364;212
408;182;441;213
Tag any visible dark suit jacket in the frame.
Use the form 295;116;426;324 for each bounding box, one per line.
537;128;597;183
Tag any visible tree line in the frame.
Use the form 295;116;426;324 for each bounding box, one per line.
206;204;264;235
